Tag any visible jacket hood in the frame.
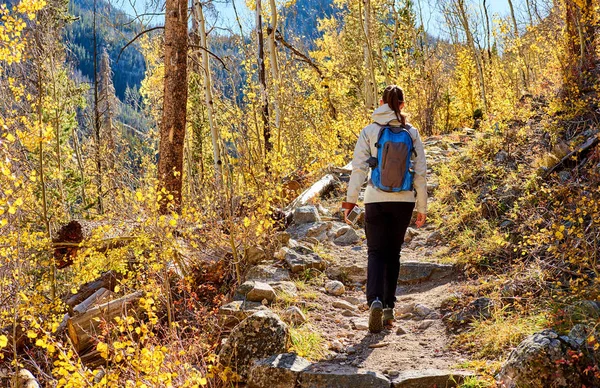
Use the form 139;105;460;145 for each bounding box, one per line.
372;103;403;126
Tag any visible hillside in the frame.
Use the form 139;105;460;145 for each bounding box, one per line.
65;0;146;99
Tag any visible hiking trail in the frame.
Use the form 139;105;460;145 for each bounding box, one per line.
219;131;479;387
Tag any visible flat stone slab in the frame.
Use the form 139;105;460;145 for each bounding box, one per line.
284;248;326;273
248;353;311;388
246;265;291;282
398;261;455;284
298;365;390;388
392;369;474;387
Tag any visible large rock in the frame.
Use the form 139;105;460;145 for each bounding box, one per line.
326;260;367;284
298;366;390;388
392;369;473;387
398;261;454;284
245;246;268;265
283;247;326;273
334;227;360;246
248;353;311;388
496;329;599;388
293;206;321;224
218;300;269;327
236;281;276;304
219;310;290;380
246;265;291;282
288;222;332;242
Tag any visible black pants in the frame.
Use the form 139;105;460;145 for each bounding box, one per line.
365;202;415;309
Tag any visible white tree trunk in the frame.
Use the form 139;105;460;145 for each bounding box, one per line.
195;1;223;184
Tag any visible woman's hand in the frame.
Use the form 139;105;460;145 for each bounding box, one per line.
342;202;357;225
415;213;427;228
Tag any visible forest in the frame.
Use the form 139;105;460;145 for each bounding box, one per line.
0;0;598;386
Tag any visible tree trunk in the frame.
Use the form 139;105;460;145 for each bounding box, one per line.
158;0;189;213
256;0;272;162
194;1;222;185
456;0;487;112
267;0;281;140
92;0;103;214
362;0;377;110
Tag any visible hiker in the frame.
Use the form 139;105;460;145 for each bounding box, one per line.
342;85;427;333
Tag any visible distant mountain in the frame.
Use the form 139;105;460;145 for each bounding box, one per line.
65;0;146;100
280;0;338;47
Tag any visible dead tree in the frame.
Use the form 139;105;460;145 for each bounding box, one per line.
158;0;189;213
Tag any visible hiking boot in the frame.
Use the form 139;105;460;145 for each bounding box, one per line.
383;308;394;326
368;298;384;333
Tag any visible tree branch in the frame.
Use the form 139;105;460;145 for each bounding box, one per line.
117;26;164;63
188;44;229;71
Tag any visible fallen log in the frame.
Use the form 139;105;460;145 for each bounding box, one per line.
64;270;123;309
53;220;138;269
73;288;113;316
284;162;352;215
543;135;599;178
67;291;143;353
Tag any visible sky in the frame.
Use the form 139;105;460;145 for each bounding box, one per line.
114;0;538;38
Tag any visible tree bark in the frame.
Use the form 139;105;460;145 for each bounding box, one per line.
158;0;189;213
256;0;272;162
267;0;281;139
194;1;222;185
361;0;377;110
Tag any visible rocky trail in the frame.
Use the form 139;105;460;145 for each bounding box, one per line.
217;132;479;387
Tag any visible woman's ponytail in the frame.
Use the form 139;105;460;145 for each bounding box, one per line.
382;85;406;126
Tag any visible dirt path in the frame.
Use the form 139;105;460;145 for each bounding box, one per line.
222;133;477;386
285;135;475;385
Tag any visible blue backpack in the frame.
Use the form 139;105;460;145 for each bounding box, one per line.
368;124;415;192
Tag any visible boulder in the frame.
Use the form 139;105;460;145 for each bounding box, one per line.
398;261;454;284
282;306;307;325
298;366;390;388
293;206;321;224
219;310;289;381
248;353;311;388
287;222;332;242
496;329;600;388
334;227;360;246
326;260;367;284
236;281;276;304
325;280;345;296
218;300;269;327
392;369;473;388
246;246;268;265
283;247;326;273
246;265;291;282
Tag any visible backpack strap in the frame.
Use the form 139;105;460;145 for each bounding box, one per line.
374;122;418;157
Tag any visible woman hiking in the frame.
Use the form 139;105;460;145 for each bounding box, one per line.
342;85;428;333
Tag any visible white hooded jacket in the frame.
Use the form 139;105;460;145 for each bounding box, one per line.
346;104;428;214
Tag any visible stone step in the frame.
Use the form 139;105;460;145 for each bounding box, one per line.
398;261;455;284
327;260;454;285
391;369;474;388
248;354;390;388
